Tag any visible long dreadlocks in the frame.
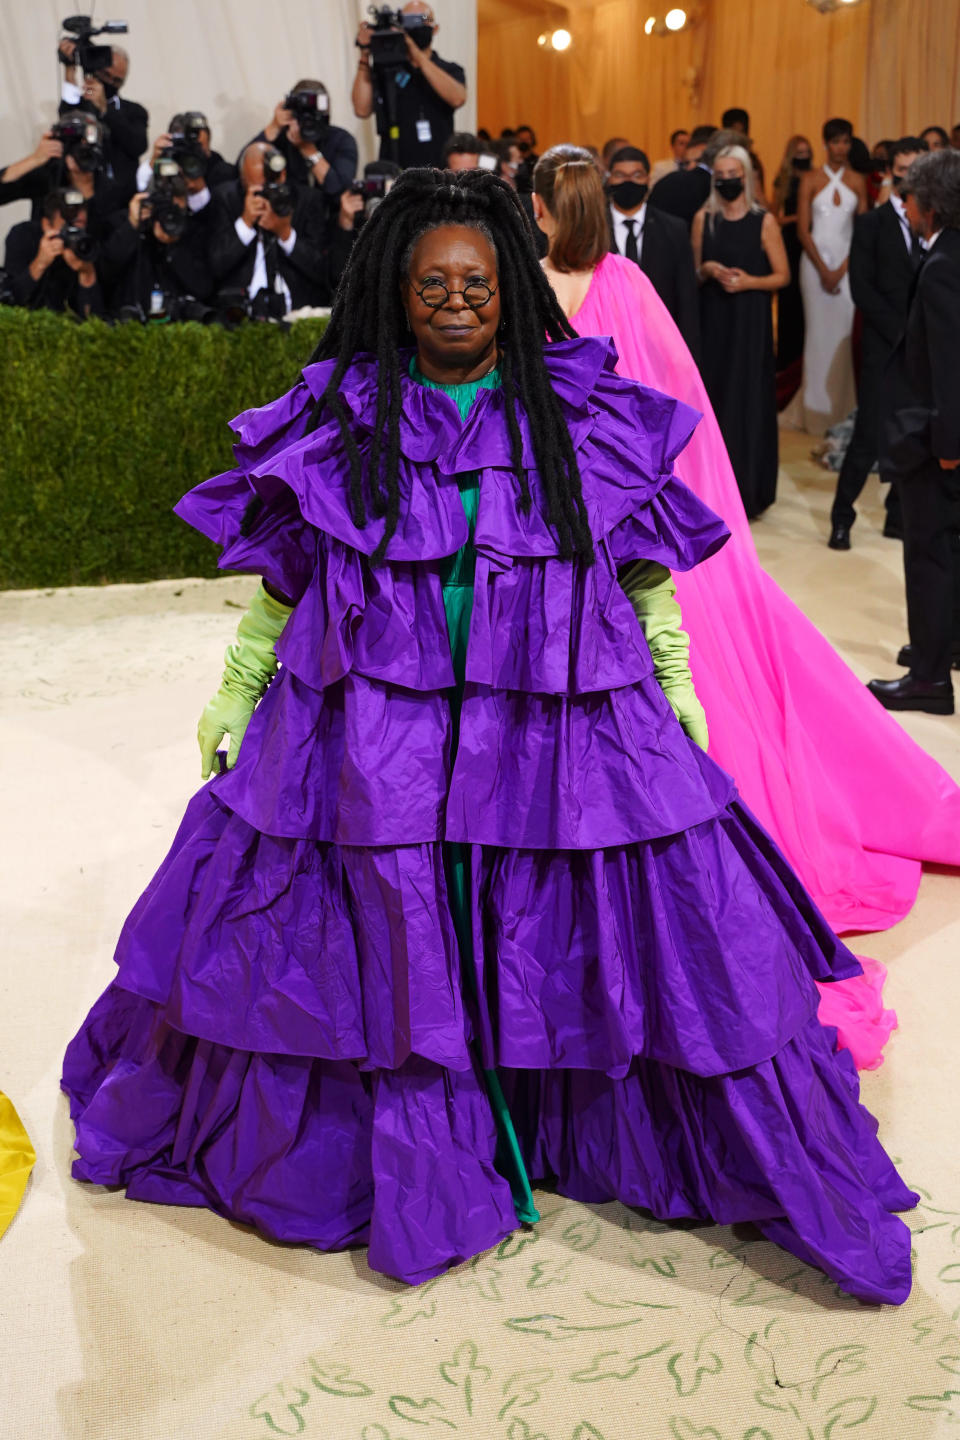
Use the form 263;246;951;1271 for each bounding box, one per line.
306;167;594;563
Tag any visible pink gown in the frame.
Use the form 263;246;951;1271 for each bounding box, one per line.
571;253;960;1067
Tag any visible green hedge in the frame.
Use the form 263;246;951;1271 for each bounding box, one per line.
0;308;328;589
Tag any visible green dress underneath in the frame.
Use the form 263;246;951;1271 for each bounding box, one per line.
410;358;539;1225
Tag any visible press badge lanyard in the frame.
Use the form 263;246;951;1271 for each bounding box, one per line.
392;67;431;145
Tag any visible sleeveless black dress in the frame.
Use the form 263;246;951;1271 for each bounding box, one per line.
700;210;778;518
776;176;805;385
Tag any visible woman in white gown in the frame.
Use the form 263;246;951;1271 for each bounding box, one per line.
791;118;868;435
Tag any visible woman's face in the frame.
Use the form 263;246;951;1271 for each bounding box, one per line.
826;132;851;165
403;224;501;376
713;156;745;184
794;141;813;165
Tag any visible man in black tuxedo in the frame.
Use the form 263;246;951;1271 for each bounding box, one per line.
57;39;147;201
868;149;960;715
828;137;928;549
606;146;700;360
208;143;333;314
648;124;716;230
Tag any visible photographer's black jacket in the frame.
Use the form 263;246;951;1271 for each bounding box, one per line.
207;179;336;308
246;125;357;200
59;93;148;199
4;220;105;317
101;217;214;315
371;53;465;168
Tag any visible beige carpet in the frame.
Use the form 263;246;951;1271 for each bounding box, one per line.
1;434;958;1440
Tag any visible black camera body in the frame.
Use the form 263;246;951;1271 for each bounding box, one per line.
283;90;330;146
166;113;209;181
261;182;294;218
349;175;391;201
51;112;104;173
56;223;99;263
366;4;432;67
59;14;128;75
141;163;188;241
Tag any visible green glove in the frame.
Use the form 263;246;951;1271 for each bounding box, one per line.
198;582;293;779
619;559;708;750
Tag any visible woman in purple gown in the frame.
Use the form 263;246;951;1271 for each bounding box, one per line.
62;169;916;1304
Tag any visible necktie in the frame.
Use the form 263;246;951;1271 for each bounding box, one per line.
623;218;639;265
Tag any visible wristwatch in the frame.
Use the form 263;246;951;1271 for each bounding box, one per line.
304;151;322;168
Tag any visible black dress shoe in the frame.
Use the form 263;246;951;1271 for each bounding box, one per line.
882;520;904;540
867;674;955;714
896;643;960;670
828;523;851;550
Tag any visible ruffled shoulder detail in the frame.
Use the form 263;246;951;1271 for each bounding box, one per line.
174;336;729;585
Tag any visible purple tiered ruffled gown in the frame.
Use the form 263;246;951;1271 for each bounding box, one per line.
62;338;917;1303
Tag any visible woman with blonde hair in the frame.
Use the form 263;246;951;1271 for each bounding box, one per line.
532;142;960;1067
691;144;789;517
772;135;814;402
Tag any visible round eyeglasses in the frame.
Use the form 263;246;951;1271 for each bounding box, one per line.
413;278;499;309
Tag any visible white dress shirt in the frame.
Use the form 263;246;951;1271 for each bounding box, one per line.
234;216;296;311
609;201;647;262
889;193;914;254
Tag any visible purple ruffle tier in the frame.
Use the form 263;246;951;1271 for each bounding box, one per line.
62;339;917;1304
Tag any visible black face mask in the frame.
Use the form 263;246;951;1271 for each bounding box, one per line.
714;176;744;201
408;23;433;50
610;179;648;210
793;155;812;171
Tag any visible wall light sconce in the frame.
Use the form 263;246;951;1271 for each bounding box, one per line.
644;8;689;35
537;27;573;49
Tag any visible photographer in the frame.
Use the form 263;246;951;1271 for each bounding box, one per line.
0;115;120;237
326;160;401;291
247;81;357;205
58;38;147;200
208;142;331;314
352;3;466;168
4;188;104;318
136;113;237;204
102;166;213;319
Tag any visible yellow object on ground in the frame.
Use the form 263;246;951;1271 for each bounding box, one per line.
0;1091;36;1239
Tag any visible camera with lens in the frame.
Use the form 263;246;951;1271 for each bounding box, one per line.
164;112;209;181
57;223;99;263
349;175;391;203
59;14;128;75
260;151;294;218
283;90;330;145
366;4;433;67
50;111;105;173
141;159;188;240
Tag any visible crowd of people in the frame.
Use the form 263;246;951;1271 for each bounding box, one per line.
1;11;958;716
4;5;959;1323
0;4;467;323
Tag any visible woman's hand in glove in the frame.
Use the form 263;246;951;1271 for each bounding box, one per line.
618;558;709;750
197;581;293;779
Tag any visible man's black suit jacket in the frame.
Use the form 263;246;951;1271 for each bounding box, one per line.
59;95;148;200
648;165;712;231
208;178;334;308
608;204;700;361
850;202;918;359
884;227;960;470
